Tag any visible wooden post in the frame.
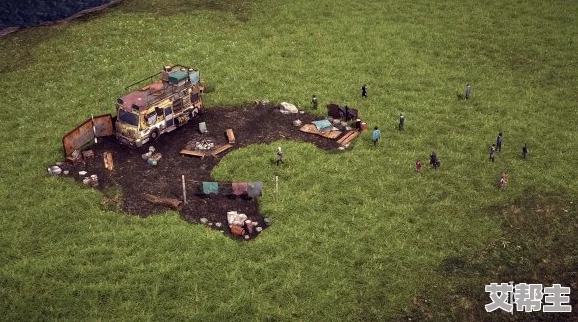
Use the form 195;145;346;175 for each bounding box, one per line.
182;175;187;204
91;114;97;143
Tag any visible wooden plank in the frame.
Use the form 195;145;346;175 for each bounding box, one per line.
180;149;206;158
340;131;359;146
211;144;233;157
337;131;355;145
226;129;235;144
299;123;342;139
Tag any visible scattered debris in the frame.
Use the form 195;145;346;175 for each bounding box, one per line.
264;217;272;225
211;144;233;157
199;122;208;134
48;165;62;175
245;220;254;233
293;119;302;127
143;193;183;211
256;226;263;232
63;170;69;175
78;171;87;176
103;151;114;171
227;211;248;226
280;102;299;114
67;150;83;164
337;131;359;146
82;150;95;159
200;218;209;224
89;174;99;187
244;235;250;240
215;222;222;228
300;123;342;139
226;129;236;144
231;225;245;236
82;177;91;185
180;149;206;158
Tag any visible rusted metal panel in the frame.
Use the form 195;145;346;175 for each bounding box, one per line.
62;114;114;156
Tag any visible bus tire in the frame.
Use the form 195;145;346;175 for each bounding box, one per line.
150;129;160;141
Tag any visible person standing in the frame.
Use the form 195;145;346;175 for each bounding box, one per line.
489;144;496;162
496;132;503;152
276;147;284;166
430;151;439;169
361;84;367;98
465;83;471;99
522;143;529;159
372;126;381;147
311;95;318;110
399;113;405;131
415;160;423;172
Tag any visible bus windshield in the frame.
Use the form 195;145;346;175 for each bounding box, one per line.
118;108;139;126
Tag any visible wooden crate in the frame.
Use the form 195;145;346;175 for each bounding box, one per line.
226;129;235;144
340;131;359;146
103;151;114;171
337;131;355;145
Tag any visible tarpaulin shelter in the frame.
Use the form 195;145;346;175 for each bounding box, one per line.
232;182;248;196
202;182;219;194
312;120;332;131
247;182;263;198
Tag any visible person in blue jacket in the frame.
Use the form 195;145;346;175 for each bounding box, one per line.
372;126;381;147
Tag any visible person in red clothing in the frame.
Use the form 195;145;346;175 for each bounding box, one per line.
415;160;423;172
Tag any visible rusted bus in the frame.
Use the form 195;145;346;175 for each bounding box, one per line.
62;114;114;156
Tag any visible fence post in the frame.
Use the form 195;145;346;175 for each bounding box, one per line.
182;175;187;204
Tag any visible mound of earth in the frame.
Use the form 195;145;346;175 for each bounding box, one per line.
53;104;345;240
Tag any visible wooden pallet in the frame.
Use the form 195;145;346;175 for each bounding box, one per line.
211;144;233;157
180;149;206;159
226;129;235;144
338;131;360;146
299;123;342;139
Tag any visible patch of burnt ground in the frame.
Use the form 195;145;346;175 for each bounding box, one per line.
54;104;342;241
400;189;578;321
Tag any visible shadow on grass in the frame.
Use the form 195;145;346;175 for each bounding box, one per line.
0;28;59;73
400;188;578;321
117;0;253;22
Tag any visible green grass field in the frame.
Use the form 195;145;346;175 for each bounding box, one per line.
1;0;577;320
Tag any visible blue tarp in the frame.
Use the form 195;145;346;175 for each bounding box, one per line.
202;182;219;195
189;71;200;85
312;120;332;131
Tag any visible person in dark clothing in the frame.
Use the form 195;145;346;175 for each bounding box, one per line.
465;83;471;99
430;151;439;169
355;119;362;131
522;144;529;159
399;113;405;131
344;105;351;121
496;132;503;152
489;144;496;162
311;95;318;109
361;84;367;98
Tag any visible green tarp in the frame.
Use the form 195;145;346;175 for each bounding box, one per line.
202;182;219;195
